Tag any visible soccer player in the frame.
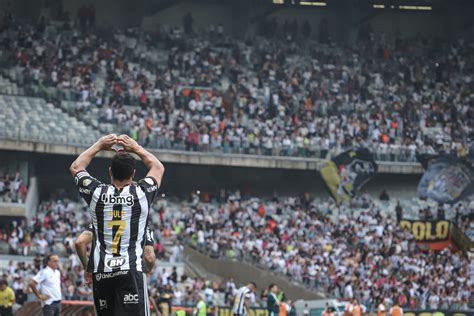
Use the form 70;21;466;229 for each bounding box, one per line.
69;134;165;316
75;222;157;284
232;282;257;316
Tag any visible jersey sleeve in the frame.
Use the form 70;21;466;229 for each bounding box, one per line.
145;225;154;246
86;223;94;233
73;170;102;205
137;176;159;205
33;269;46;284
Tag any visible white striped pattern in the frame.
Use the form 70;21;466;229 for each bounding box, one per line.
233;286;250;315
143;273;150;316
88;184;149;272
90;186;101;271
135;186;150;272
102;186;115;272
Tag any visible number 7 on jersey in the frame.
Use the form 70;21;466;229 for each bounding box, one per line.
108;220;126;254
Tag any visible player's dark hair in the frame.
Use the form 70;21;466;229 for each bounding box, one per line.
111;153;136;181
268;283;276;290
250;282;257;289
0;279;7;286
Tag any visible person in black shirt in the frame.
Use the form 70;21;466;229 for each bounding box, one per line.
267;284;280;316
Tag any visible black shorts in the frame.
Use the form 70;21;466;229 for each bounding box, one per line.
92;270;149;316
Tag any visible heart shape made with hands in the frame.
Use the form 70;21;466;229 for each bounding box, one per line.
111;143;125;152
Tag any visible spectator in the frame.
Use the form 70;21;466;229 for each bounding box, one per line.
267;284;280;316
379;190;390;201
0;279;15;316
395;201;403;222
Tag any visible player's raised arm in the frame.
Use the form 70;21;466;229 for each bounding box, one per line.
118;134;165;187
69;134;118;176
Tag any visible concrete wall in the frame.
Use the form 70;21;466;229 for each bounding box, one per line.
5;0;473;40
0;139;423;175
140;1;471;42
369;11;446;38
25;176;39;221
0;0;43;20
62;0;145;27
0;144;421;200
184;246;323;300
141;1;247;37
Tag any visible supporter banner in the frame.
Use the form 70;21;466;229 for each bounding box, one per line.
171;306;268;316
417;155;474;204
400;219;452;251
450;223;474;252
404;310;473;316
320;148;378;203
177;86;214;98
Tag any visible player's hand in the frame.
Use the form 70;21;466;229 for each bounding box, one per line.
85;272;92;285
117;134;141;153
38;293;50;301
97;134;119;151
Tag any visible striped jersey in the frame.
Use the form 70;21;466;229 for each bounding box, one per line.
232;286;251;315
74;170;159;273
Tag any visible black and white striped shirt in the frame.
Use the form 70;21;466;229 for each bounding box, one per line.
74;170;159;273
232;286;251;315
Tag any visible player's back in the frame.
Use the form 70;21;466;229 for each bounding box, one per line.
233;286;250;315
74;170;159;273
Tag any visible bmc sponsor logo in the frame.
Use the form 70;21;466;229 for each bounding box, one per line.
123;293;139;304
100;194;134;206
106;257;126;269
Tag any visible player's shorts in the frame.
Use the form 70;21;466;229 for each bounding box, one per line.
92;270;150;316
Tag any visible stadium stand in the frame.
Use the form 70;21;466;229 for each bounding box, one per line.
1;193;473;312
0;95;103;146
0;19;472;161
0;2;473;316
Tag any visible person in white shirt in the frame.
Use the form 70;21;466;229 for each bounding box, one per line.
29;254;62;316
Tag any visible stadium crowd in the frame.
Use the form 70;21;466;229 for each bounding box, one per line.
0;9;473;314
0;16;473;161
0;171;27;203
168;192;474;310
1;191;473;311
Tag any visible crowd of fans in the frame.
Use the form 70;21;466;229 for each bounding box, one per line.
149;269;261;310
3;199;89;256
0;190;473;311
0;171;27;203
0;8;473;313
160;191;474;311
0;14;473;161
0;256;253;311
0;255;92;307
